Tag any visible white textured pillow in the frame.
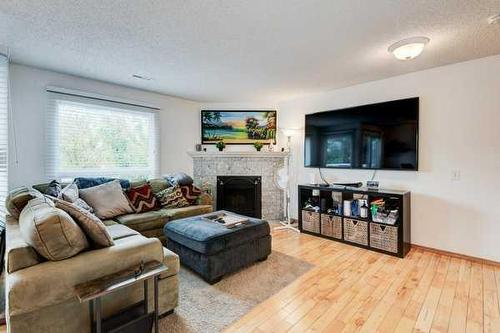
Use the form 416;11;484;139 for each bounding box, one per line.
79;180;134;219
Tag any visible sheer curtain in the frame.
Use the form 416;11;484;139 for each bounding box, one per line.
0;54;8;216
46;90;160;180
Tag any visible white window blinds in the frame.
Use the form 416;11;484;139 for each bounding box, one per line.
0;54;8;217
46;90;160;180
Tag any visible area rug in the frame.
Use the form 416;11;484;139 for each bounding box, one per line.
159;250;313;333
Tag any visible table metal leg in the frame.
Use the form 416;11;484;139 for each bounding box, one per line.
154;276;159;333
143;280;149;314
95;297;102;333
89;300;94;333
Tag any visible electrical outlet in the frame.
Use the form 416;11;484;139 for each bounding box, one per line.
451;169;461;181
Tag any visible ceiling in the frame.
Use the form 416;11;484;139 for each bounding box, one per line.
1;0;499;102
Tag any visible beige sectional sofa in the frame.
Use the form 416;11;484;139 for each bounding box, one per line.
5;214;179;332
4;177;213;332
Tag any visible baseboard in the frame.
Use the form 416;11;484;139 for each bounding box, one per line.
411;244;500;267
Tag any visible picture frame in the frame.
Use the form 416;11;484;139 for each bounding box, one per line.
201;110;277;145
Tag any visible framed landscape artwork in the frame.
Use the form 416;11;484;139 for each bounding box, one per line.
201;110;277;144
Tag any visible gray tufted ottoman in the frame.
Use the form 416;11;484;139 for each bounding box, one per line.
164;211;271;284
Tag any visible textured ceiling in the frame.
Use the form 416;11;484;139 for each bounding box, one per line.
1;0;499;102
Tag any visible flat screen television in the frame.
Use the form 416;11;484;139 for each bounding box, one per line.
304;97;419;170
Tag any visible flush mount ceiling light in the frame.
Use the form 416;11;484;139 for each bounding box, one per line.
132;74;153;81
388;36;430;60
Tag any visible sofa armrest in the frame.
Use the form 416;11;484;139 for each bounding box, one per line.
5;216;42;273
7;235;163;317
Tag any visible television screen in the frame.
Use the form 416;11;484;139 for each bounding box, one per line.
304;97;418;170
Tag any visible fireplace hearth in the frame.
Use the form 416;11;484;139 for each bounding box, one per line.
216;176;262;218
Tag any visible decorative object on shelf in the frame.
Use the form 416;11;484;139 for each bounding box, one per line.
360;199;369;218
201;110;276;144
195;144;202;151
267;142;275;152
367;180;379;190
343;200;352;217
253;142;263;151
215;140;226;151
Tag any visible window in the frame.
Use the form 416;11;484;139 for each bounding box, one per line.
0;54;8;216
323;132;353;168
47;90;159;180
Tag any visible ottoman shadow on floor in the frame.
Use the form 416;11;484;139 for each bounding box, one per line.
164;211;272;284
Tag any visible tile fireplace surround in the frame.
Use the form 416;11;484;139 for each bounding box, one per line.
188;151;288;220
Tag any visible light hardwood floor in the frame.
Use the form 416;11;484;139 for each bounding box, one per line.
224;229;500;333
1;230;497;333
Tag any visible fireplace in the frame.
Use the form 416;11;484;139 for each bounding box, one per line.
216;176;262;218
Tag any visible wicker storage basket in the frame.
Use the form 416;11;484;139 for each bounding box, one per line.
320;215;342;239
370;223;398;253
301;210;320;233
343;218;368;246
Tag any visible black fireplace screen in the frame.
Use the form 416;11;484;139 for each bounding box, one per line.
216;176;262;218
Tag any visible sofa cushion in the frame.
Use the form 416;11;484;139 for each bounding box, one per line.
166;172;193;186
6;235;164;317
164;212;270;255
161;247;179;278
114;210;170;232
156;186;189;209
126;184;160;213
129;179;147;188
148;178;170;194
5;187;44;218
163;205;213;221
74;177;130;190
79;180;134;219
19;197;89;261
196;193;213;206
5;216;43;273
53;198;114;248
106;224;140;240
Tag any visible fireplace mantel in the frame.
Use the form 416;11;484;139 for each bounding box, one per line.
187;151;288;158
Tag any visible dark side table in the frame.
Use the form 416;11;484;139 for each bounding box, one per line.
74;260;167;333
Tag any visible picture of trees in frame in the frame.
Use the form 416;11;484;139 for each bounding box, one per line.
201;110;277;144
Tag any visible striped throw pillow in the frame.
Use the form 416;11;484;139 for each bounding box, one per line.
126;184;159;213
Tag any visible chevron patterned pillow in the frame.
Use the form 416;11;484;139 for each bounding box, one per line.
180;184;202;204
125;184;160;213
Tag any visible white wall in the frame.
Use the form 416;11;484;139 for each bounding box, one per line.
203;54;500;262
9;64;201;188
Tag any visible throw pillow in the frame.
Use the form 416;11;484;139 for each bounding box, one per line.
156;186;190;209
46;180;62;197
53;198;114;248
74;177;130;190
126;184;159;213
19;197;89;260
166;172;193;186
180;184;202;204
5;187;44;218
79;180;134;219
148;178;171;194
60;182;94;212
